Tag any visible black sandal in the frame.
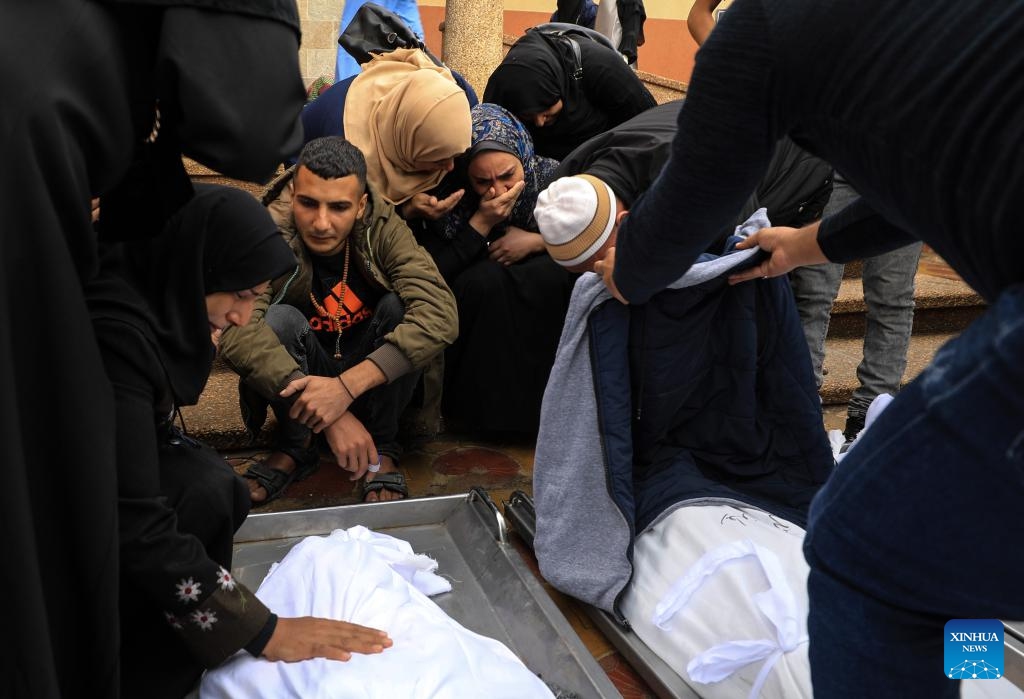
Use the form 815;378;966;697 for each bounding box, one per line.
360;471;409;502
242;444;321;505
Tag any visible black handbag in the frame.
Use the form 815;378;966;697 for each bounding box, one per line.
338;2;441;67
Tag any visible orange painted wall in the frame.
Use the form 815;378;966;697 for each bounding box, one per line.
419;6;446;57
418;6;698;85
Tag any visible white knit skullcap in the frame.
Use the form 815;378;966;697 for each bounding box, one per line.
534;174;616;268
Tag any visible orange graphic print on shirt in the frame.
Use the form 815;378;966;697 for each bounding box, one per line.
309;281;373;333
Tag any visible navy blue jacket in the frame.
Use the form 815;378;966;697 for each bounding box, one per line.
591;261;834;534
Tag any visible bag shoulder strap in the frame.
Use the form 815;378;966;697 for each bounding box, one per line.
562;35;583;80
527;24;585;80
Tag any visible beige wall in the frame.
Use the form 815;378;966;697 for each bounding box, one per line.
299;0;344;87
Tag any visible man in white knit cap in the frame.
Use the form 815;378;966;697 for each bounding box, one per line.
534;174;626;273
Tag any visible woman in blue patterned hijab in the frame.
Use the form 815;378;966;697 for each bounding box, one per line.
440;103;559;250
414;103;575;437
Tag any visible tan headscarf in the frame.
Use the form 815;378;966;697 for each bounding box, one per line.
344;48;472;205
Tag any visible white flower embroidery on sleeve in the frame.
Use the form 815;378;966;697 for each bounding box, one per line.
164;611;183;630
176;577;202;604
216;566;236;591
191;609;218;631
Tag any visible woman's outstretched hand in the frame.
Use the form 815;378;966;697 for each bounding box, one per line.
402;190;465;220
262;616;393;663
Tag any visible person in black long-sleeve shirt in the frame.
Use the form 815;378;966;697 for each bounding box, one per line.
595;1;1024;696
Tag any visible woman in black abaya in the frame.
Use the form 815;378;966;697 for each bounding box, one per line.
0;2;303;696
417;104;576;436
483;29;656;160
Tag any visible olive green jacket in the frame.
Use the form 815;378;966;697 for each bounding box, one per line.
219;171;457;400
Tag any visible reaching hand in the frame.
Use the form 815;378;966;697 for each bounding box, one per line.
592;247;628;304
402;189;465;221
262;616;392;663
280;375;354;433
488;226;543;266
323;411;378;481
727;222;828;285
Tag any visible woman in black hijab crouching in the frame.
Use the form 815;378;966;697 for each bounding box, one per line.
483;29;656;160
87;186;393;699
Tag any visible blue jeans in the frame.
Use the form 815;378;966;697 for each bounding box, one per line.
789;174;922;423
803;284;1024;697
257;294;419;461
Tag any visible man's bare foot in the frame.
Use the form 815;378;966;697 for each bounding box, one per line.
362;455;407;503
247;451;298;503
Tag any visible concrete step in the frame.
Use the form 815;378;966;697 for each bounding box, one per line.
826;271;985;339
187;329;962;445
818;330;956;407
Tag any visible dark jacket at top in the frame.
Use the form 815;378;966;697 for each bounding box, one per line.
617;263;833;534
556;100;832;231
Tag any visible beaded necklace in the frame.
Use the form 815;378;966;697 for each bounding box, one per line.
308;239;351;360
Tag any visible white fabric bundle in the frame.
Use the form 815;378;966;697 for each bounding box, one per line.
620;504;812;699
200;526;554;699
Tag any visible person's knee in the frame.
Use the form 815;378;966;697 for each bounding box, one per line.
264;304;309;347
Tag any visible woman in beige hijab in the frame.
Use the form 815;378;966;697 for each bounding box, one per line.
343;48;472;206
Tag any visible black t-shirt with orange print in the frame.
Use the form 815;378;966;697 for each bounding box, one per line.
308;249;383;360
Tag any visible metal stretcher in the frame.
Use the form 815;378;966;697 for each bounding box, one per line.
231;488;621;698
502;490;698;699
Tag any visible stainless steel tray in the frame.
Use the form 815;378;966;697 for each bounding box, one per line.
232;488;622;699
503;490;697;699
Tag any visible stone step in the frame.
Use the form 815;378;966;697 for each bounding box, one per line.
187;328;962;446
818;330;955;407
826;271;985;339
825;246;985;338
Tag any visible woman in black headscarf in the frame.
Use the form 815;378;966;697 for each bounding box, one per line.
87;186;391;699
483;29;656;160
